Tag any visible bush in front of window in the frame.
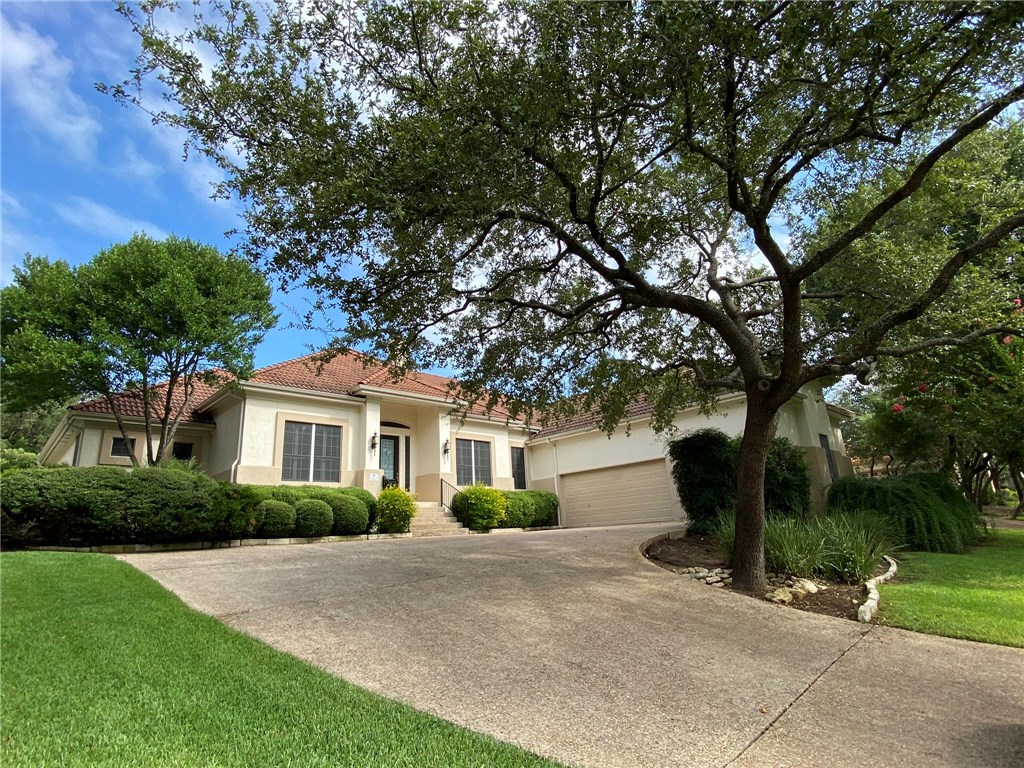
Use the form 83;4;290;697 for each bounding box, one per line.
522;491;559;526
451;484;508;532
123;467;225;543
331;494;369;535
338;487;377;530
258;500;297;538
499;491;533;528
374;486;416;533
293;498;334;537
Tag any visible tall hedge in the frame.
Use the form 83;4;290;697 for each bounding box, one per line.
668;429;811;534
827;473;979;553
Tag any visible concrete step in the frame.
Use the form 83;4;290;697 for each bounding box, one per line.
409;505;469;538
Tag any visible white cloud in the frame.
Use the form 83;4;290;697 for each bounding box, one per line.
52;196;167;242
0;13;102;163
2;190;28;218
114;140;164;186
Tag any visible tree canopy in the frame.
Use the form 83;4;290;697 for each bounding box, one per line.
111;0;1024;590
1;234;277;466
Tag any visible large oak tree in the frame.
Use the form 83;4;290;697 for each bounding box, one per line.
112;1;1024;591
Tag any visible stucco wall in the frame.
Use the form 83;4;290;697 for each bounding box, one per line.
206;398;242;480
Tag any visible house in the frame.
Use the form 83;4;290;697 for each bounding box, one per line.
38;350;854;525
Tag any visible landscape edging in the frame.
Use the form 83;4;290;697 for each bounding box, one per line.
858;555;899;623
28;532;413;554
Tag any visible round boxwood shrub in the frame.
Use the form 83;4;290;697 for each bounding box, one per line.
331;494;369;535
293;498;334;537
339;487;377;530
451;484;508;532
258;500;296;538
375;487;416;533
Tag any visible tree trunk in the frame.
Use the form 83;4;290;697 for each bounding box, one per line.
731;395;780;594
1008;458;1023;519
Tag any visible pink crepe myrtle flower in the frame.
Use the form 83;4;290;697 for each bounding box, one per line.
1014;298;1022;307
891;403;905;414
1004;335;1015;344
918;383;929;393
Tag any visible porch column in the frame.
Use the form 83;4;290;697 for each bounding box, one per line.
354;399;382;494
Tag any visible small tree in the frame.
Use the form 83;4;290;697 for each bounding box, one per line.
0;235;277;466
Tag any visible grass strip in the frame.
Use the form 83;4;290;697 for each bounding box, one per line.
878;528;1024;648
0;552;562;767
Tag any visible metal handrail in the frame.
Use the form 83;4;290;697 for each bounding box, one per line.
440;477;460;511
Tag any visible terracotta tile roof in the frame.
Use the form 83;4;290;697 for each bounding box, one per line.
70;351;520;424
531;399;655;440
249;351;518;421
70;379;222;424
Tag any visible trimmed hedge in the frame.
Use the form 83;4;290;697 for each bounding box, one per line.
375;487;416;533
258;500;296;538
293;498;334;538
668;429;811;534
523;491;559;527
331;494;369;535
338;487;377;530
452;485;507;531
493;490;560;529
827;473;979;553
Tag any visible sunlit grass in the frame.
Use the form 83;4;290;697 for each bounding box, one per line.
878;528;1024;648
0;552;562;768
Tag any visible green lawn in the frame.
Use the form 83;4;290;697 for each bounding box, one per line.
878;527;1024;648
0;552;562;767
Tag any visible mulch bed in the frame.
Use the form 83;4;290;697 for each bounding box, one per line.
645;533;867;622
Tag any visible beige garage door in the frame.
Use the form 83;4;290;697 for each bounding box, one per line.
559;460;683;527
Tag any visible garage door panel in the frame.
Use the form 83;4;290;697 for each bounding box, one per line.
560;460;683;527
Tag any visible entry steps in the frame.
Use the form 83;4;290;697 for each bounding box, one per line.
408;502;470;537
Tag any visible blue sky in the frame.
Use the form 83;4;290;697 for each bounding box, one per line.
1;0;332;368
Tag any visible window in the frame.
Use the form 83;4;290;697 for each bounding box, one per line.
282;421;341;482
172;442;195;461
110;437;136;457
455;439;491;485
511;447;527;490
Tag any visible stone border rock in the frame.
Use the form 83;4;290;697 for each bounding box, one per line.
858;555;898;623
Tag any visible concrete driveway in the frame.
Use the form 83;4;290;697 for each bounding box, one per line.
121;525;1024;768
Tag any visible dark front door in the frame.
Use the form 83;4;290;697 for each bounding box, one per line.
379;435;400;488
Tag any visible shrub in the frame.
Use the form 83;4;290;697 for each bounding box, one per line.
338;487;377;528
123;468;223;543
828;474;978;553
293;498;334;537
214;483;269;537
258;500;296;538
522;491;559;526
764;437;812;519
451;484;507;531
668;429;737;534
817;513;895;583
669;430;811;533
764;516;827;579
331;494;370;535
375;487;416;533
263;486;304;505
1;447;38;474
500;492;534;528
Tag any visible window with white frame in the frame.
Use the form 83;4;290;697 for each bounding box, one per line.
282;421;341;482
455;438;491;485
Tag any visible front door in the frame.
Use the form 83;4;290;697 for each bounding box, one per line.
379;435;400;488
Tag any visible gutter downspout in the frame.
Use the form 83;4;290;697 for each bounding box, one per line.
230;394;246;484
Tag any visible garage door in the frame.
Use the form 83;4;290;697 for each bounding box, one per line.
559;459;683;527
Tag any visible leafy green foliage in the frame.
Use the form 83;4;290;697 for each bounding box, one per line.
258;500;296;539
123;467;225;544
1;448;38;474
452;485;508;532
1;399;71;453
669;430;737;534
670;430;810;533
499;492;533;528
338;487;377;529
828;474;980;553
374;487;416;534
716;511;893;584
331;494;369;535
292;499;333;538
522;491;560;527
0;235;276;465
